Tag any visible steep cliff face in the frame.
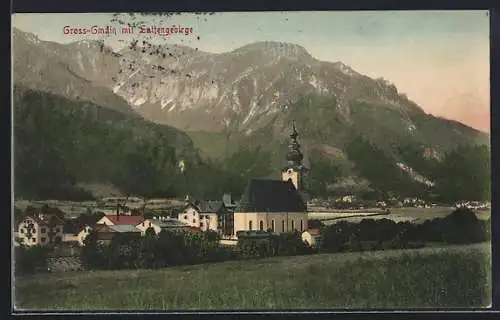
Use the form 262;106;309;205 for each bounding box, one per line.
112;40;427;133
12;28;489;193
14;28;427;133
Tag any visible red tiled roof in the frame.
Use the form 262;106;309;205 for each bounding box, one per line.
93;224;115;233
187;226;203;234
104;215;144;225
306;228;321;236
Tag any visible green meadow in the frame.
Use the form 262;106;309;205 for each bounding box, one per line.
15;242;491;310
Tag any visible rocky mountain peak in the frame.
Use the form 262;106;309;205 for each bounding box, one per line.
231;41;313;61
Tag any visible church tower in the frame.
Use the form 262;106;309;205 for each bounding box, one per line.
281;121;309;200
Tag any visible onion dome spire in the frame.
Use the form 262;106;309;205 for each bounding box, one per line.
286;120;303;164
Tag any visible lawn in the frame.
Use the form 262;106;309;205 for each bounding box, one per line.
14;242;491;310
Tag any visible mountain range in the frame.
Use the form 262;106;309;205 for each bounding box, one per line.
12;27;490;198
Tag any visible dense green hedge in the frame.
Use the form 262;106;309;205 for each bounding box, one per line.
236;231;315;259
320;208;490;253
14;245;52;275
80;228;232;270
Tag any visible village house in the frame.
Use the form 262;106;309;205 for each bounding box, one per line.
301;229;322;248
16;213;64;247
96;214;144;226
136;217;189;235
77;224;142;246
233;122;308;237
178;198;226;233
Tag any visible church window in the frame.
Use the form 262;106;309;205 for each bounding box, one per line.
183;215;187;220
259;220;264;231
300;220;303;231
281;220;285;232
271;220;275;232
200;222;204;228
249;221;253;230
291;220;295;230
192;219;196;224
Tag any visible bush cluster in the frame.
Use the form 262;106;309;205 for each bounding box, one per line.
321;208;490;253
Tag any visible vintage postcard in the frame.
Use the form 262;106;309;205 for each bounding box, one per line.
11;11;491;311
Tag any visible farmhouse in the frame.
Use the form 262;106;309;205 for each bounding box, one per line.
17;213;64;247
178;199;226;233
233;122;308;236
136;217;189;235
78;224;141;246
97;214;144;226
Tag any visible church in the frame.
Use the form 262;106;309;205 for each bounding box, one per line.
233;122;309;235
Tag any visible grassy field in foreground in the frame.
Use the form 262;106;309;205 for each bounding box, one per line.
14;243;491;310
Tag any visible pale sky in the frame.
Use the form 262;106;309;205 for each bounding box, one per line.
12;11;490;132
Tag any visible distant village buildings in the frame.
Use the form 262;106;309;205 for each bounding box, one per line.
137;217;190;235
14;122;324;250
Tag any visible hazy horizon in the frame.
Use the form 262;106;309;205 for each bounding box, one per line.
11;11;490;133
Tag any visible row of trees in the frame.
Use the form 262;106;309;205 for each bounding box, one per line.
320;208;490;253
16;209;487;275
237;231;315;259
80;229;232;270
79;228;313;271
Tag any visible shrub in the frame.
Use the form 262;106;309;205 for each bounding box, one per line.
15;245;51;275
320;208;488;254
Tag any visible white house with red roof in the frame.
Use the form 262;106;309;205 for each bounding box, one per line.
96;215;145;226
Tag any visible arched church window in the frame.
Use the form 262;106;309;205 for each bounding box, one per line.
259;220;264;231
291;220;295;230
249;220;253;230
300;220;303;231
281;220;285;232
271;220;275;232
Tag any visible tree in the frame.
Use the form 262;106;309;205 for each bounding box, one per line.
15;245;51;275
137;227;158;269
80;230;104;270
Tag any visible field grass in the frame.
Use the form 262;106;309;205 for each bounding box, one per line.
14;242;491;310
315;206;490;225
